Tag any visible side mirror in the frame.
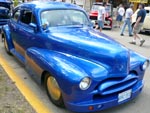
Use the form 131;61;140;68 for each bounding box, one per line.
42;22;49;31
29;23;37;32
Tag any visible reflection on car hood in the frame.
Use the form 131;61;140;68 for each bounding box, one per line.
48;27;130;76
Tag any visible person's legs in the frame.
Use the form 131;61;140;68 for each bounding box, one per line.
116;15;122;27
116;15;119;27
119;15;123;28
120;19;127;35
127;19;132;36
130;24;138;44
129;32;136;44
98;20;104;32
119;21;121;28
130;23;145;46
94;21;99;29
134;33;145;46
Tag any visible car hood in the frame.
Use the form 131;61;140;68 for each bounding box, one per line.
47;27;130;75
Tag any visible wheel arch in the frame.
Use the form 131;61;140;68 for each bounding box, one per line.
2;25;14;51
41;70;49;87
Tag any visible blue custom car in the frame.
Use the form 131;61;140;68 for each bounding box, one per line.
0;0;12;31
2;1;150;112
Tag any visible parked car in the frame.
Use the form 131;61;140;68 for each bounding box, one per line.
89;2;113;29
0;0;13;32
132;7;150;33
2;1;150;112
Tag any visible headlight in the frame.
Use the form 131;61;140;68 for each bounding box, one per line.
142;60;149;70
79;77;91;90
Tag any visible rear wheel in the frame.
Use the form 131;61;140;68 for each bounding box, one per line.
44;73;64;107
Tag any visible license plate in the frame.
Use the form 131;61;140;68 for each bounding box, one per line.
118;89;132;103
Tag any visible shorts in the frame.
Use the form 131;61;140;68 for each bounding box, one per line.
98;20;104;29
133;23;143;34
116;15;123;22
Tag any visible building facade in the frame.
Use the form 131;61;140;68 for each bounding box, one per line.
61;0;149;12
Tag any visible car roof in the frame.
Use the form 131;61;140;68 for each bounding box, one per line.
18;1;83;11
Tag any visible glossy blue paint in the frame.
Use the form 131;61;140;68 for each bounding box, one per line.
2;25;14;50
2;1;149;112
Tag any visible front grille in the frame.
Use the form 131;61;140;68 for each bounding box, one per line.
98;74;138;95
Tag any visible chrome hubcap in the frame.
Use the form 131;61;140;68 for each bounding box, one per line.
47;76;61;101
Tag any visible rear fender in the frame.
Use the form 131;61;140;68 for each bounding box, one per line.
2;25;14;50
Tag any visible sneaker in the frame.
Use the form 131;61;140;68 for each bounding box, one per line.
120;34;124;36
129;35;133;37
129;41;136;45
140;40;145;46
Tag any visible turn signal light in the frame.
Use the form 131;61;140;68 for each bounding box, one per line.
88;106;94;110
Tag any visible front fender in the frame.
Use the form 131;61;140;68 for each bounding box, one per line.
25;48;89;94
2;25;14;50
130;50;148;77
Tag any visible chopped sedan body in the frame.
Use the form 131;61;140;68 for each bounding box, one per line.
2;1;149;112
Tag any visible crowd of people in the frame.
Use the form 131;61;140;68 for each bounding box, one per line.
96;2;147;47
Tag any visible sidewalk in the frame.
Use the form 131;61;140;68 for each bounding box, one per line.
0;65;36;113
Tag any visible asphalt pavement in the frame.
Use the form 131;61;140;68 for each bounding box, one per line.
0;28;150;113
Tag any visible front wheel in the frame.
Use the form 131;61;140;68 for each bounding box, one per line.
44;73;64;107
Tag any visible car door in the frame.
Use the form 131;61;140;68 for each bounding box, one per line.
9;8;22;53
143;9;150;30
11;8;41;58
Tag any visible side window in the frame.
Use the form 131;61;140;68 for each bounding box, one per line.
31;14;37;24
20;9;34;25
13;10;20;22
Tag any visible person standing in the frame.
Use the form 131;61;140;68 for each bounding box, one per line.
116;4;125;28
129;4;146;46
120;4;134;36
97;2;107;32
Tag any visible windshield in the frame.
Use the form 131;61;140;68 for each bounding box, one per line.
41;9;90;27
